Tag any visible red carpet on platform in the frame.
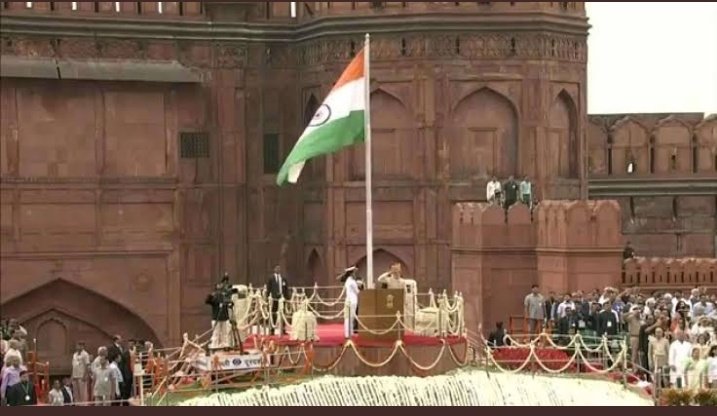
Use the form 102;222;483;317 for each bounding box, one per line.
247;323;465;348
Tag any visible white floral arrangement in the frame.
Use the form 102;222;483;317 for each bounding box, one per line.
177;370;653;406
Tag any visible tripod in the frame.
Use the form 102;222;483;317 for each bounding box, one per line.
230;320;244;354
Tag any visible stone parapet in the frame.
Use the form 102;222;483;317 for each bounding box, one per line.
622;256;717;289
451;199;623;331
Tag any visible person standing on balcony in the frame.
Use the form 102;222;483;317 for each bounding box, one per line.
71;342;90;405
519;176;532;208
622;241;636;260
523;285;545;336
486;176;501;205
502;176;519;209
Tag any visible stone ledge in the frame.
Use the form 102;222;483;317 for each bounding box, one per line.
589;177;717;197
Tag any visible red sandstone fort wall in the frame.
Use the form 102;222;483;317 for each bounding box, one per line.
587;114;717;259
0;1;668;372
451;200;622;332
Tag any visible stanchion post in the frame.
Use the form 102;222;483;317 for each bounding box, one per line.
621;340;628;388
138;373;145;406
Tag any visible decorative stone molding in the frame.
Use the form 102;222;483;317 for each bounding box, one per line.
296;32;587;67
215;43;249;69
177;41;212;68
2;33;585;69
57;37;98;59
98;39;144;60
1;36;54;57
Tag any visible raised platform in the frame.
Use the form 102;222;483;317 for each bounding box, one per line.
247;323;465;348
243;323;468;377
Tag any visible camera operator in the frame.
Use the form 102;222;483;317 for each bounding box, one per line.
206;282;235;350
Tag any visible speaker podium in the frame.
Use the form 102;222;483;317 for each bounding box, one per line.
358;288;404;341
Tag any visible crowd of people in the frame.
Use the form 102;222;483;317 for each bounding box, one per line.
486;176;534;209
0;319;35;406
519;285;717;390
5;271;716;405
1;321;153;407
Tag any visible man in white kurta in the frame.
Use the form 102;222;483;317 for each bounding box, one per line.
377;263;406;290
344;269;360;339
669;331;693;387
486;177;501;204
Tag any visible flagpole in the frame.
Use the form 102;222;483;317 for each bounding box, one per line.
364;33;374;289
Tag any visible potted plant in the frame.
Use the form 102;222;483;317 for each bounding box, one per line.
692;389;717;407
661;388;693;406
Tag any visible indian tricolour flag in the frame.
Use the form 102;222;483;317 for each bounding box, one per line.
276;48;367;185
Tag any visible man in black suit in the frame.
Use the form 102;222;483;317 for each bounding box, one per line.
61;377;74;405
265;265;289;335
107;334;123;363
119;340;134;405
502;176;519;209
6;370;37;406
107;335;132;404
556;307;579;345
487;321;510;348
597;301;619;337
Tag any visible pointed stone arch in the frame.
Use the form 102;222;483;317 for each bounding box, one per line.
350;88;414;180
35;318;69;373
694;115;717;172
306;248;325;285
548;90;579;178
610;117;650;174
449;87;519;179
1;279;161;374
652;116;692;174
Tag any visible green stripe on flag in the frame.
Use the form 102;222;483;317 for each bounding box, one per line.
276;110;365;186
